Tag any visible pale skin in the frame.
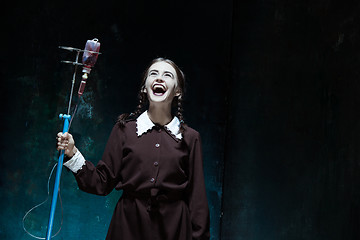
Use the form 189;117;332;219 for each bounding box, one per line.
57;61;182;158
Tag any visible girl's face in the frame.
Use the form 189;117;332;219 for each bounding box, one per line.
143;61;181;105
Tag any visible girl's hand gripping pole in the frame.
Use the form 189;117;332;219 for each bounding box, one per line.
45;114;71;240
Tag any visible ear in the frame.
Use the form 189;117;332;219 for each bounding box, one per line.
175;89;182;98
141;86;147;93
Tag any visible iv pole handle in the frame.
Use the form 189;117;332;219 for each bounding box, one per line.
45;114;71;240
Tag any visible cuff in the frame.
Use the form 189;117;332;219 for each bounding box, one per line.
63;150;85;173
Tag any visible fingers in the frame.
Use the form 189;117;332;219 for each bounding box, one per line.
57;132;72;139
56;132;73;141
57;140;69;149
56;132;73;151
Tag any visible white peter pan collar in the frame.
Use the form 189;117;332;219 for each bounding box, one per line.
136;110;182;140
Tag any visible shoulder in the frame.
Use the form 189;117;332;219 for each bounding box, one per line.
116;112;138;128
114;118;137;132
109;118;137;139
183;125;200;136
182;125;201;143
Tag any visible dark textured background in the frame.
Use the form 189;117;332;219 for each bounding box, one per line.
1;0;360;239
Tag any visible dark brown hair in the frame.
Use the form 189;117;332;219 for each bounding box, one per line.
117;58;186;131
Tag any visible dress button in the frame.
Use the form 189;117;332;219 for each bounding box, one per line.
150;178;155;183
154;162;159;167
155;143;160;148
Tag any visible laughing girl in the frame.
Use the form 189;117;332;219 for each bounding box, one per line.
57;58;210;240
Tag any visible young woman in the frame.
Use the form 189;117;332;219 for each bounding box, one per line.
57;58;210;240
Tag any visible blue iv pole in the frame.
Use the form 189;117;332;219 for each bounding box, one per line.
45;46;82;240
45;114;71;240
44;42;100;239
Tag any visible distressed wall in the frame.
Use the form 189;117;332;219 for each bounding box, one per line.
0;1;230;239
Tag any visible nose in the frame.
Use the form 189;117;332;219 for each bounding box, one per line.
155;78;164;83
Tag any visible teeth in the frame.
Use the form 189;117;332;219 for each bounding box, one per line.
151;84;166;96
152;84;166;91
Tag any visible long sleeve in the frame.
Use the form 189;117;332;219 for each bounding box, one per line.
63;150;85;173
73;125;125;196
186;132;210;240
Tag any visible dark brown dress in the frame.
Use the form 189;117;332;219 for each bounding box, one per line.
73;119;210;240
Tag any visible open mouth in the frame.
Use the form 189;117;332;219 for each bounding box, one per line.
152;84;167;96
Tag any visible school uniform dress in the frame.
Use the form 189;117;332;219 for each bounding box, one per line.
64;111;210;240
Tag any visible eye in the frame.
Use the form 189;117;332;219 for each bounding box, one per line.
164;72;174;78
149;71;158;76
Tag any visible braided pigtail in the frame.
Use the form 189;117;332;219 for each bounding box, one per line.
175;96;186;132
133;90;148;117
117;90;148;127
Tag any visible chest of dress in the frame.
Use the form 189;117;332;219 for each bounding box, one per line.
120;127;189;187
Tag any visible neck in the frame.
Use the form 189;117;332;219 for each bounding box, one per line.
147;103;172;126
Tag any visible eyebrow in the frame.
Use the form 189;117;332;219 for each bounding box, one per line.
149;69;175;77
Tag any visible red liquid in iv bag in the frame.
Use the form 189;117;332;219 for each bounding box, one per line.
82;38;101;73
78;38;100;96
